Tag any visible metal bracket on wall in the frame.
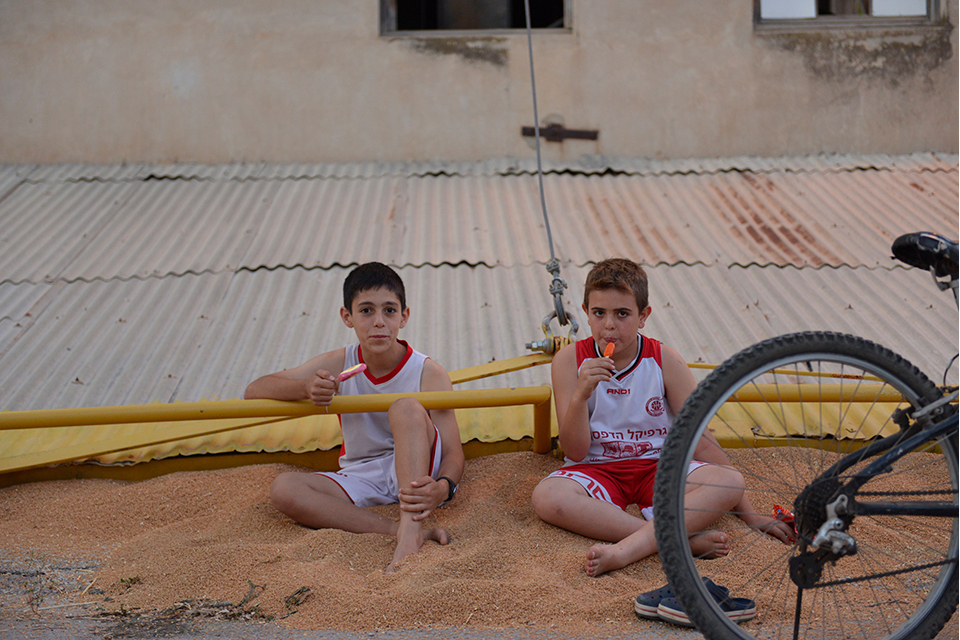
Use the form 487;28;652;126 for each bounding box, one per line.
521;123;599;142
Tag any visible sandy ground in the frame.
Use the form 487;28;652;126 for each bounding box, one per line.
0;452;678;638
0;451;955;639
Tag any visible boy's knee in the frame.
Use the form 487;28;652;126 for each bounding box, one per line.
714;466;745;505
531;482;563;522
388;397;431;434
692;465;745;506
270;473;299;513
389;396;426;415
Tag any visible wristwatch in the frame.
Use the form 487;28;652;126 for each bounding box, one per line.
438;476;458;502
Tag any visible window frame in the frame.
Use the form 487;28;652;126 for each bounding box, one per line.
380;0;573;37
753;0;944;31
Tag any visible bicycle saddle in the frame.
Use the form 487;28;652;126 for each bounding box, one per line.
892;232;959;279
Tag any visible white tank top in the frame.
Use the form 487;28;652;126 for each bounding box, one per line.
337;340;428;469
566;334;673;465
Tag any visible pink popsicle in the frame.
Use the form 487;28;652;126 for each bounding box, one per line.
337;363;367;382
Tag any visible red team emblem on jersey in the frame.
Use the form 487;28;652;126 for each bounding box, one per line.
646;397;666;417
601;440;652;458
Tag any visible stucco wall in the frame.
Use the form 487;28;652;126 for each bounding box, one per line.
0;0;955;164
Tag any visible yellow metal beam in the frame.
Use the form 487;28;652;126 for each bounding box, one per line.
0;387;554;474
449;353;553;384
729;384;904;403
0;387;553;430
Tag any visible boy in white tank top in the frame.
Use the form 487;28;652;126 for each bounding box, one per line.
245;263;464;573
532;259;794;584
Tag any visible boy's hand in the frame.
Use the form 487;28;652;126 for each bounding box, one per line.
398;476;445;520
305;370;338;406
740;512;796;545
575;356;615;399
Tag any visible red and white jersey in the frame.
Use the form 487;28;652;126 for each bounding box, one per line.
566;334;673;465
337;340;428;469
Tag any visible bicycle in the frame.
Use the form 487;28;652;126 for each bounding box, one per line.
653;231;959;640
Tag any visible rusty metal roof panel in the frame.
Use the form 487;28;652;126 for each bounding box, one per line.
166;168;960;273
0;160;955;288
1;158;956;287
0;260;954;417
255;158;531;180
238;175;554;270
594;152;958;176
541;169;957;268
58;178;283;282
8;153;955;187
644;264;958;386
559;262;957;387
225;152;959;180
1;179;283;284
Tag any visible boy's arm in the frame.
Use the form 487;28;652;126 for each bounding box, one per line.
243;349;346;406
399;358;465;520
552;343;614;462
663;344;735;468
663;346;794;544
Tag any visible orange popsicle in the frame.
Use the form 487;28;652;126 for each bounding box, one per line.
603;343;615;357
337;363;367;382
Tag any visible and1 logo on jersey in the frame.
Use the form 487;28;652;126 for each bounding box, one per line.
646;397;666;417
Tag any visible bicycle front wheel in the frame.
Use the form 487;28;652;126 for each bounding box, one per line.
654;332;958;640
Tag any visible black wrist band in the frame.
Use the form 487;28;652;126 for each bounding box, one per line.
438;476;457;502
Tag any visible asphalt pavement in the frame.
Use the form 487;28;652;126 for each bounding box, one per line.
2;615;703;640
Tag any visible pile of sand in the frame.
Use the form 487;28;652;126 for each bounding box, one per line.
0;452;672;635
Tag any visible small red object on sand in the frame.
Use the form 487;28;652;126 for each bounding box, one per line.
337;363;367;382
773;504;796;533
603;343;615;357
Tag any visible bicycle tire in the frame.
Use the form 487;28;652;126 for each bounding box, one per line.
654;331;958;640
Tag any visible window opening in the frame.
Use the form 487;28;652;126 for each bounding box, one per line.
385;0;565;32
758;0;932;20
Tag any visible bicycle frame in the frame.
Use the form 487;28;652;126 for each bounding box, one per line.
805;410;958;523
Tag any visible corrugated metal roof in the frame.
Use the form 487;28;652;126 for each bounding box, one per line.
0;262;954;414
0;155;956;467
1;158;955;285
13;152;955;182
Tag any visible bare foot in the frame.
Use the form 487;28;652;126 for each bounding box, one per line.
385;523;451;573
424;527;450;545
584;543;629;578
689;530;729;559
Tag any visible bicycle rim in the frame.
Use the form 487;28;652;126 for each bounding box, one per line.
654;332;958;640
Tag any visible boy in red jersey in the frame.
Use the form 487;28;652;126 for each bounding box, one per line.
532;259;792;581
245;263;464;573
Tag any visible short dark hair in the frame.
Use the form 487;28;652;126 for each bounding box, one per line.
343;262;407;311
583;258;648;311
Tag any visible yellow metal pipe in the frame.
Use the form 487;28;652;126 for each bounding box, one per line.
0;415;295;475
450;353;553;384
532;397;553;454
0;387;553;430
0;387;554;475
729;384;905;404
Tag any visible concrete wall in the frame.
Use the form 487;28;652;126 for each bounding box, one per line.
0;0;955;164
